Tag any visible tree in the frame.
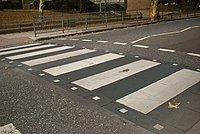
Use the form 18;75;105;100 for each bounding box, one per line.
151;0;160;21
39;0;45;17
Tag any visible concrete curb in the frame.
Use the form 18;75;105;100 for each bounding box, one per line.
33;16;200;42
33;21;157;42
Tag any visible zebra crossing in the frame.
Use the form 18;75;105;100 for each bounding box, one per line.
1;43;200;131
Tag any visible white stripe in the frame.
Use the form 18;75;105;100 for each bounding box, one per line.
187;53;200;57
151;31;179;37
73;60;160;91
113;42;127;45
131;36;150;44
70;38;79;41
82;39;92;42
0;44;56;56
131;26;200;44
132;44;149;48
117;69;200;114
158;48;176;53
43;53;124;76
180;27;191;32
6;46;73;60
22;49;96;66
97;40;108;43
0;43;42;52
58;38;67;40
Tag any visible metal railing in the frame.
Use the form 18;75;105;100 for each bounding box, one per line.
33;10;144;37
0;7;199;35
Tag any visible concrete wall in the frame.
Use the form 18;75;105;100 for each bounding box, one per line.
127;0;151;10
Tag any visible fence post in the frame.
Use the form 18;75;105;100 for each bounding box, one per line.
194;9;196;16
171;12;173;19
33;20;36;37
85;14;88;30
51;17;53;31
62;13;64;33
149;8;151;21
136;9;139;23
19;23;21;32
121;12;124;24
105;12;108;27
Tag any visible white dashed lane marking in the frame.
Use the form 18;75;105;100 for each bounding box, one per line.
69;38;79;41
113;42;127;45
187;53;200;57
157;48;176;53
82;39;92;42
132;44;149;48
97;40;108;43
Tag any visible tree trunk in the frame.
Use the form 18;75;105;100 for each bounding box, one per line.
39;0;45;18
151;0;160;21
0;0;3;11
19;0;23;9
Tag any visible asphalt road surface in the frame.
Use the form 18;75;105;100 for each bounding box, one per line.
0;18;200;134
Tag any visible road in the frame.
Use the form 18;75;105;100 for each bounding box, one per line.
0;18;200;134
